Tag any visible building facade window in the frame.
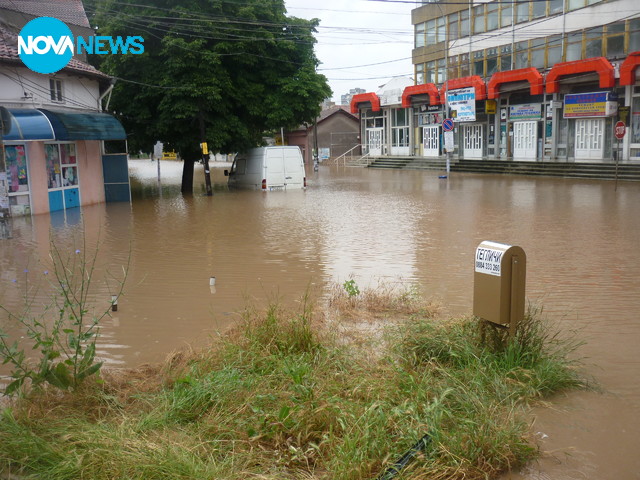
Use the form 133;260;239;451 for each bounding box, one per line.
416;63;425;84
500;4;513;28
460;9;470;38
516;0;530;23
605;22;625;58
49;78;63;102
415;22;426;48
473;4;486;34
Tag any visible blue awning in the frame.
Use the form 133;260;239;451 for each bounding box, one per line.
39;109;126;141
1;108;55;141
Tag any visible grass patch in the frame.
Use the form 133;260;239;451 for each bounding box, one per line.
0;287;588;480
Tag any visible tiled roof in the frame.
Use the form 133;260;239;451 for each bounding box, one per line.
0;0;90;28
0;25;109;79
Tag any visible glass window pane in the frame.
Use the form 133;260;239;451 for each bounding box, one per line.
516;0;529;23
45;144;61;189
549;0;563;15
487;4;499;31
449;16;459;40
515;49;529;69
437;17;446;43
531;48;544;68
630;19;640;52
474;59;484;76
607;35;624;57
474;5;485;34
416;63;425;85
608;22;625;34
632;97;640;144
487;57;498;75
501;6;512;27
415;22;425;48
500;55;512;71
566;41;582;61
426;19;436;45
532;0;546;19
460;10;470;37
548;45;562;66
426;61;435;83
460;53;470;77
5;145;28;193
567;0;584;11
585;37;602;58
62;166;78;187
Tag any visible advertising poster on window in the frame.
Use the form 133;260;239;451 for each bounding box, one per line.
447;87;476;122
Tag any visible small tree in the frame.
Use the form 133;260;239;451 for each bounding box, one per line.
0;239;128;396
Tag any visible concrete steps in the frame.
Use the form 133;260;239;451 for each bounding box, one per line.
366;156;640;181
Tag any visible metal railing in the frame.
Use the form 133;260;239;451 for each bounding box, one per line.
332;145;372;167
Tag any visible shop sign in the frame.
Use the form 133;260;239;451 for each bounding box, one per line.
509;103;542;120
447;87;476;122
418;113;443;126
486;100;497;115
563;92;617;118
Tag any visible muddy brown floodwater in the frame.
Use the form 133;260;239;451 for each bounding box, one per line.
1;159;639;479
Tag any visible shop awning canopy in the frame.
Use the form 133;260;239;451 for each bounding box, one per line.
1;108;55;141
39;109;126;141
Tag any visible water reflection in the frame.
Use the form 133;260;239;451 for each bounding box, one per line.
1;160;639;479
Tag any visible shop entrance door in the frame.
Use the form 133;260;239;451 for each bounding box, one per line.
513;121;537;160
367;128;383;156
575;118;604;160
423;126;440;157
463;124;483;159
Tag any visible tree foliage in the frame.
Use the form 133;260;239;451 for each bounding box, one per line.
86;0;331;160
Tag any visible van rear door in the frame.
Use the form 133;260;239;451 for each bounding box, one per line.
265;149;286;189
283;148;305;188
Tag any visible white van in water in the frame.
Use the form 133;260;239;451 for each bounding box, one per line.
224;146;306;190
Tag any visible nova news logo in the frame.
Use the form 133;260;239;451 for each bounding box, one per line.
18;17;144;74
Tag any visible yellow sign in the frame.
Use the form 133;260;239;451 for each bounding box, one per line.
200;142;208;155
486;99;497;115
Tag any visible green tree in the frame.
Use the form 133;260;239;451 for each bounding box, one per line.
87;0;331;192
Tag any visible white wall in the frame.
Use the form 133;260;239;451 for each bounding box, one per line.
0;67;101;111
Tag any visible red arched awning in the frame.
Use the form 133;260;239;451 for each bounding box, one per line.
440;76;487;102
620;51;640;86
401;83;441;107
487;68;544;99
545;57;615;93
350;93;381;114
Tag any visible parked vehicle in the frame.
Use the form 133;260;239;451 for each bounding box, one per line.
224;146;306;190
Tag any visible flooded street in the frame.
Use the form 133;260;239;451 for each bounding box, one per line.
1;159;639;479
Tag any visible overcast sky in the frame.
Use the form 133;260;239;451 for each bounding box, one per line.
284;0;416;102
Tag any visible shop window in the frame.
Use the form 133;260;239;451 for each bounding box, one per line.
486;2;499;31
415;22;426;48
516;0;529;24
49;78;63;102
629;18;640;52
515;40;529;69
5;145;30;216
631;96;640;145
585;27;603;58
500;5;512;28
460;10;470;38
46;143;78;190
566;31;583;61
473;4;485;34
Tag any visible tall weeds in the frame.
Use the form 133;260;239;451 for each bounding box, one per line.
0;287;588;480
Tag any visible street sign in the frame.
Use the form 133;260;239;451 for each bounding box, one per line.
615;121;626;140
442;118;454;132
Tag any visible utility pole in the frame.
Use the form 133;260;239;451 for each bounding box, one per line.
199;109;213;196
0;107;12;239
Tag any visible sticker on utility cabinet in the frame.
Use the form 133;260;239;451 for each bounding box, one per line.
475;242;508;276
